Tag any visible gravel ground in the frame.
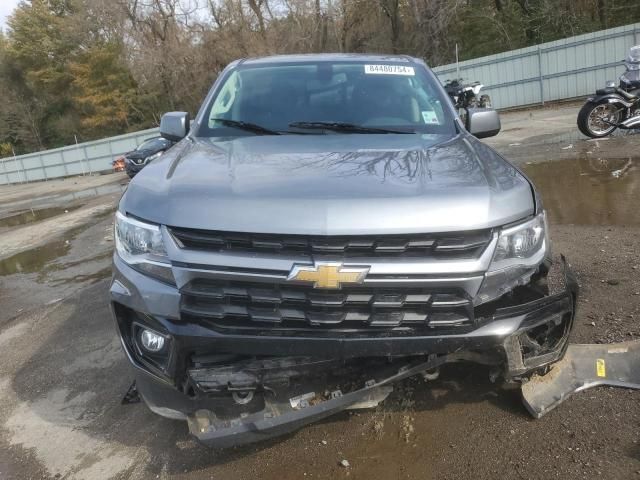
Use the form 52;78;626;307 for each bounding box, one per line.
0;104;638;480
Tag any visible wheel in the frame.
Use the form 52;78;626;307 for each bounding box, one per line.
577;100;622;138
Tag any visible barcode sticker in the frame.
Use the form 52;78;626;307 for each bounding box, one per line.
364;64;415;76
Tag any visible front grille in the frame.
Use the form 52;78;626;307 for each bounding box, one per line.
180;279;475;336
169;227;493;258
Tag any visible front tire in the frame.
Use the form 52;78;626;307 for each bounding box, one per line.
577;100;622;138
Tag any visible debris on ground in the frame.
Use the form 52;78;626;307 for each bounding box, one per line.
373;418;384;436
401;414;415;443
121;381;141;405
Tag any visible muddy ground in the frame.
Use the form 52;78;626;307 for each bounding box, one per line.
0;103;638;480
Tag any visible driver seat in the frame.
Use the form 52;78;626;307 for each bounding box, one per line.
350;76;419;125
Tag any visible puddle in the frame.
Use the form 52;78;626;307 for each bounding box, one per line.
0;205;83;228
0;238;72;276
0;212;113;280
522;127;638;148
0;236;112;284
522;155;640;225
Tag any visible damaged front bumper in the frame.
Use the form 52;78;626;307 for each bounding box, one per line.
111;257;578;447
185;356;443;448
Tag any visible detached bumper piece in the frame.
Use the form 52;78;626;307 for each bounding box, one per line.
186;355;447;448
522;340;640;418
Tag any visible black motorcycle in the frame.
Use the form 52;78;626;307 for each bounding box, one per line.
578;46;640;138
444;78;491;129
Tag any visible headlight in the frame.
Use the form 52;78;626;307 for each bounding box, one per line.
144;151;163;164
114;211;175;284
476;212;548;304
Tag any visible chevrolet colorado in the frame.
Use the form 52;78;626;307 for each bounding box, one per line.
110;54;577;447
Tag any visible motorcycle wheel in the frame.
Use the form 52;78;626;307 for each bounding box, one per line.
577;100;622;138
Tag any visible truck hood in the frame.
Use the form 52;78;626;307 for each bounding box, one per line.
121;134;534;235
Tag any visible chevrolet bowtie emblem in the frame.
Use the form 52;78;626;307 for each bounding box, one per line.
287;262;370;289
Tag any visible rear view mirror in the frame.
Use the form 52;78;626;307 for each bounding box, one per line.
467;108;501;138
160;112;190;141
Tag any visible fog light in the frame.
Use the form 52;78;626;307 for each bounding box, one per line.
140;329;165;352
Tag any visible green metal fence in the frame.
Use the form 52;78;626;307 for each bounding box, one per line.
433;23;640;109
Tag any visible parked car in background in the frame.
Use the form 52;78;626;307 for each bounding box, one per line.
124;137;174;178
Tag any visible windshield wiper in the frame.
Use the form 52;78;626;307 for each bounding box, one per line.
288;121;413;134
211;118;281;135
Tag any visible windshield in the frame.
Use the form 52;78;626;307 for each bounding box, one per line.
136;138;169;151
196;61;455;137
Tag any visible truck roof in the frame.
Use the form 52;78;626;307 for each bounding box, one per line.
241;53;420;65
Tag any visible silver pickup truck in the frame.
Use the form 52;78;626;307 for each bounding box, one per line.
110;54;577;447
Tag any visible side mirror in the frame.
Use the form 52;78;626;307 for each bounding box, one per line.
160;112;190;141
467;108;501;138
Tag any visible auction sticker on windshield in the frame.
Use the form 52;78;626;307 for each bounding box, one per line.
364;64;415;76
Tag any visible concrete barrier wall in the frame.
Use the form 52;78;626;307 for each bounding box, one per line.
0;127;159;186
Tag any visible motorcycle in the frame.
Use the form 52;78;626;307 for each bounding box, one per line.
578;45;640;138
444;78;492;129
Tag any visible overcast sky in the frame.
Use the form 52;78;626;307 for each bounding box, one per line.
0;0;19;31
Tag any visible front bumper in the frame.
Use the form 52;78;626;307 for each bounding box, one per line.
110;254;578;446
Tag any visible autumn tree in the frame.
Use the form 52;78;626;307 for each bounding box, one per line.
3;0;640;155
70;44;137;136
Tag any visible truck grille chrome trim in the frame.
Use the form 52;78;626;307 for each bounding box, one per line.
168;227;493;258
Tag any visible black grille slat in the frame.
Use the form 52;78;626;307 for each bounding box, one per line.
433;232;493;252
251;239;283;250
247;288;283;305
372;293;405;308
374;241;409;253
180;279;473;335
247;307;283;323
307;311;347;325
431;294;470;307
428;312;470;327
369;312;406;327
407;239;436;248
169;227;492;258
181;302;247;319
308;293;347;307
